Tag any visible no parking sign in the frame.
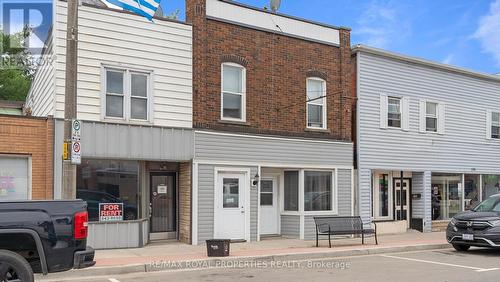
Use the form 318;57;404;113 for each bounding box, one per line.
71;119;81;165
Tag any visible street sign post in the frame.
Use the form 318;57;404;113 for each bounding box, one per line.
70;119;81;165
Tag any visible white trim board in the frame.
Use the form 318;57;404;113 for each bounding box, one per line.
195;130;353;146
194;159;353;170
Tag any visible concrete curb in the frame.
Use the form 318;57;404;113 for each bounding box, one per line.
37;243;451;280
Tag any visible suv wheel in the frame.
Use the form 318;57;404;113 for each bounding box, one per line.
0;250;34;282
452;244;471;252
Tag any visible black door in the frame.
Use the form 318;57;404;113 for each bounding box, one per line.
150;173;176;233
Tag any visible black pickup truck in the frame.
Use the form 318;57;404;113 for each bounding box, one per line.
0;200;95;282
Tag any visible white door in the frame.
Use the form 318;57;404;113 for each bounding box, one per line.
394;178;410;227
215;173;246;240
260;178;279;235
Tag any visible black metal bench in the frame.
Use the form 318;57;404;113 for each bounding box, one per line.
314;216;378;248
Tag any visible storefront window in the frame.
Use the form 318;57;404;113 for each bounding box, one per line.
431;174;462;220
304;171;332;211
284;171;299;211
482;175;500;200
76;159;140;222
0;157;28;201
464;174;480;210
373;174;390;219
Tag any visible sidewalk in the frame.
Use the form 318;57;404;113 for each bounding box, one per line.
40;231;450;280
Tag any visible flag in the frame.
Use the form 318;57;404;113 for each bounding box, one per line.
105;0;161;21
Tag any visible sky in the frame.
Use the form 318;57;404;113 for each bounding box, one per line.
1;0;498;74
161;0;500;75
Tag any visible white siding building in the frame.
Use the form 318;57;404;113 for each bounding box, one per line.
26;1;194;249
354;45;500;234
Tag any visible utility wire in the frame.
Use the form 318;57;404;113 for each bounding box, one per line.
277;90;356;111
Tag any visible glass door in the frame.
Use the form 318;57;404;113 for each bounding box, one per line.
431;174;462;220
394;178;410;222
150;173;176;239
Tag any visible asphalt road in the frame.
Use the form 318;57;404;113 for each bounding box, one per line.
42;248;500;282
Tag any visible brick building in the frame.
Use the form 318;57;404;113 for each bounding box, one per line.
0;115;54;201
188;0;355;244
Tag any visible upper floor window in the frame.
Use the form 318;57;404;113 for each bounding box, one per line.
492;112;500;139
426;102;438;132
380;94;409;131
387;97;401;128
104;68;150;121
306;78;327;129
419;100;445;134
221;63;246;122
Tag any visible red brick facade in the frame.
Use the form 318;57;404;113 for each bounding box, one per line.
187;0;354;141
0;115;54;199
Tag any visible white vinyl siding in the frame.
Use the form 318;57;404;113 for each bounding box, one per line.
306;78;327;129
54;1;192;127
357;50;500;173
25;32;55;117
221;63;246;122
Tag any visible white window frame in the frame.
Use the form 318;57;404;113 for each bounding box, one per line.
101;65;153;123
491;111;500;139
0;155;32;201
303;169;336;214
220;63;246;122
425;101;438;133
306;77;327;130
372;172;393;221
387;96;402;129
419;99;445;135
281;169;338;216
281;169;300;214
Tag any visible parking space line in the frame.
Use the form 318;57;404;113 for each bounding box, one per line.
380;254;499;272
108;279;121;282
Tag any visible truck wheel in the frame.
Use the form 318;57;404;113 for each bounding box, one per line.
452;244;470;252
0;250;34;282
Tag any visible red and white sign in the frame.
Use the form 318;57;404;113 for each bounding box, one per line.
99;203;123;221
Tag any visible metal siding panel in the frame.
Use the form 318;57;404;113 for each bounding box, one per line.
280;215;300;238
197;164;214;244
53;119;64;199
357;52;500;173
195;132;353;167
250;167;258;242
358;169;372;228
412;172;425;219
303;216;317;240
87;222;140;249
337;169;352;216
81;121;194;160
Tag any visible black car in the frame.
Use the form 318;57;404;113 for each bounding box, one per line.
447;194;500;251
0;200;95;282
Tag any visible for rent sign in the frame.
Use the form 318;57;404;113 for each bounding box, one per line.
99;203;123;221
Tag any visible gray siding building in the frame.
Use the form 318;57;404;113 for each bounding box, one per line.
354;45;500;234
193;131;354;244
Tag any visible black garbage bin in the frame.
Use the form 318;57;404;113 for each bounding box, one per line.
206;239;230;257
